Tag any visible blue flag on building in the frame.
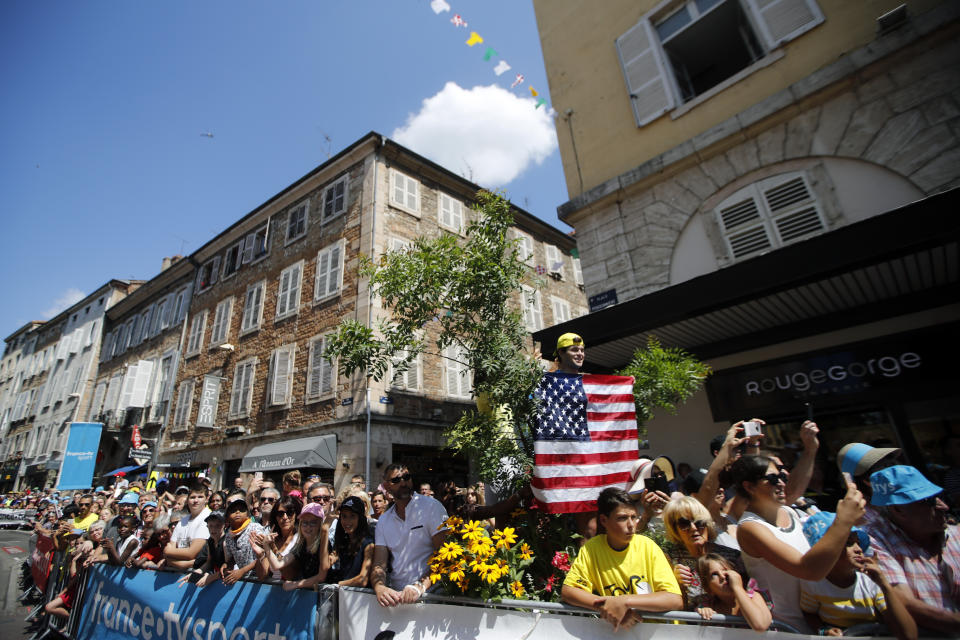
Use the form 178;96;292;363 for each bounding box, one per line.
57;422;102;490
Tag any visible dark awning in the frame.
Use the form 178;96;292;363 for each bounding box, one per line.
533;188;960;369
239;434;337;473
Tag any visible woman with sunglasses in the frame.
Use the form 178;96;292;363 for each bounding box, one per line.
253;502;326;590
263;495;301;581
662;496;746;610
732;455;865;632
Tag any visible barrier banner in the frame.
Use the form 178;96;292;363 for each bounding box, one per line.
77;565;316;640
337;588;849;640
57;422;103;490
31;533;55;593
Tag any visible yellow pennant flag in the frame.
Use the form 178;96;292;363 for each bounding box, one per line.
466;31;483;47
530;86;539;97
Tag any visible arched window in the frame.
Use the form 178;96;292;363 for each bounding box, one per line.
714;171;826;260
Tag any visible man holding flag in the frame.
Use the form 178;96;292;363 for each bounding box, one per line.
532;334;641;538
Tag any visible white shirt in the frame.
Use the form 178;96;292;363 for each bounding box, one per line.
171;507;211;549
374;493;447;589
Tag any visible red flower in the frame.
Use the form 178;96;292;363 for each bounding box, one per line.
544;574;557;592
551;551;571;572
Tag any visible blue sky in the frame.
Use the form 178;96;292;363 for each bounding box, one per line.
0;0;568;338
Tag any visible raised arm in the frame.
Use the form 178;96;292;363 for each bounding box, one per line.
784;421;818;505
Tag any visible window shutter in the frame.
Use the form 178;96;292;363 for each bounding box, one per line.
744;0;824;49
573;258;584;286
86;318;98;347
69;327;83;353
119;364;139;409
405;355;419;390
174;379;194;428
552;297;571;324
104;374;122;413
315;249;330;300
616;19;676;127
270;347;293;405
546;245;564;277
242;283;263;331
288;264;302;314
128;359;154;408
444;346;459;397
716;190;773;259
230;365;244;415
326;242;342;297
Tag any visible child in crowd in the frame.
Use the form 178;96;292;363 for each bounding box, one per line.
695;553;772;631
799;512;917;640
222;498;269;584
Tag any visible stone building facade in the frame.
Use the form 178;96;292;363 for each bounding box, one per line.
532;1;960;471
161;133;585;491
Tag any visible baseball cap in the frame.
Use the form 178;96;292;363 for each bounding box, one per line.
837;443;900;478
340;496;366;517
205;510;225;522
870;465;943;506
802;511;870;551
118;493;140;505
300;503;325;520
141;501;158;509
225;499;249;514
555;333;584;355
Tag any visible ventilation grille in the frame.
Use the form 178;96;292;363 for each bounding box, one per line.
728;226;772;259
775;206;824;242
719;198;761;231
764;176;810;212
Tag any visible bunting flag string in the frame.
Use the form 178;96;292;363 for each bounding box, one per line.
423;0;551;113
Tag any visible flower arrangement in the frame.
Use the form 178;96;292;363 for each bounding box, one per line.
428;516;534;601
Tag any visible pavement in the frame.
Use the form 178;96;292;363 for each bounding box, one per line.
0;529;34;639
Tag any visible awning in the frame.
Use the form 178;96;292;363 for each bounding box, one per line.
239;434;337;473
533;188;960;369
104;464;144;477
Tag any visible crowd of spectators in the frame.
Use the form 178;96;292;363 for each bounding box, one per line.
3;423;958;637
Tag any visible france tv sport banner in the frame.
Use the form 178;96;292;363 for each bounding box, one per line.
57;422;103;490
77;565;315;640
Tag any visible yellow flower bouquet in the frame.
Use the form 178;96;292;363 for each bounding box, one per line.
428;516;534;601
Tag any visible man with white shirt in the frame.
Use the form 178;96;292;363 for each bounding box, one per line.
371;464;448;607
164;482;211;571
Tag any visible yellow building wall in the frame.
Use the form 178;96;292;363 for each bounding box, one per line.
534;0;943;198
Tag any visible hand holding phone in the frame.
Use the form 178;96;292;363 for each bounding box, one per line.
743;421;763;437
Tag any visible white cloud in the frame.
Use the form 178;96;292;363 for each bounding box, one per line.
41;288;85;319
392;82;557;187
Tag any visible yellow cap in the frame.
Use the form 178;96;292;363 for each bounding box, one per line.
556;333;584;352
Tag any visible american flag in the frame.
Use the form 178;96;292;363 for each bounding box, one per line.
531;372;639;513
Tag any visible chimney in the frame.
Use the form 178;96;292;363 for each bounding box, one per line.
160;255;183;272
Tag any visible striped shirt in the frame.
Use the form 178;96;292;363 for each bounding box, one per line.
800;572;886;628
867;519;960;613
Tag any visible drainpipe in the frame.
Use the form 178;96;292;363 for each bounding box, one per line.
365;138;382;487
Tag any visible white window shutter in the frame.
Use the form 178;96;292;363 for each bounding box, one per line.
174;379;194;428
444;346;459;397
326;242;342;297
288;264;302;313
405;355;419;390
744;0;824;49
104;374;122;413
86;318;98;347
119;364;139;409
573;258;584;286
315;249;330;300
270;347;293;405
616;19;675;127
128;359;154;408
546;245;564;277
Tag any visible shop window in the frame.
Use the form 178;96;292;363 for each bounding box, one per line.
616;0;823;126
714;172;826;260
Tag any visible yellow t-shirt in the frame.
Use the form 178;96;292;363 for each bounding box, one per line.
564;534;682;597
72;512;99;532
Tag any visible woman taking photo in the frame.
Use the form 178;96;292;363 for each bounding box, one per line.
322;496;374;587
662;496;745;610
253;502;326;590
732;455;865;632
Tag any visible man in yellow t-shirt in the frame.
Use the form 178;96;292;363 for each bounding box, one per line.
563;488;682;631
72;494;99;531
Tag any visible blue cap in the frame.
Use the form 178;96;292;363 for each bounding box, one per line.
802;511;869;552
118;493;140;505
94;486;105;492
870;465;942;506
141;501;157;509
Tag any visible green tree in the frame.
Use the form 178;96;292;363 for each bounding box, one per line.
323;190;543;492
616;337;712;443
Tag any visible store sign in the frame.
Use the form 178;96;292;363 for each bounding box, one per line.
706;326;957;420
196;375;221;428
129;447;153;463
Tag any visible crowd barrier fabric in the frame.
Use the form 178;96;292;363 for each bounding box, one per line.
76;565;317;640
336;587;897;640
31;532;55;593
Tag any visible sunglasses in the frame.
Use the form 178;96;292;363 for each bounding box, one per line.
274;510;293;518
79;503;92;507
389;473;412;485
677;517;708;530
762;472;788;485
142;507;156;513
310;495;332;503
260;497;277;503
